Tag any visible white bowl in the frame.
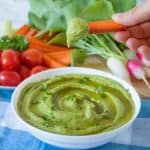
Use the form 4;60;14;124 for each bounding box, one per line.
11;67;141;149
0;85;15;90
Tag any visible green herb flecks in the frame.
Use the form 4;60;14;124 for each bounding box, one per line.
50;105;55;111
66;94;77;101
76;105;82;110
40;83;48;91
31;99;40;105
43;122;49;128
42;96;47;101
41;115;48;121
76;128;81;130
101;110;111;119
46;91;53;95
64;123;68;129
97;86;107;98
78;76;90;83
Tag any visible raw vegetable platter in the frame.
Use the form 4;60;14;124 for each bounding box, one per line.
0;0;149;98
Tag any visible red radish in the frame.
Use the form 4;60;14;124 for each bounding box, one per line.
136;46;150;67
127;60;150;88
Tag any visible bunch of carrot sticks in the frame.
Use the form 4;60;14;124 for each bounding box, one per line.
15;25;71;68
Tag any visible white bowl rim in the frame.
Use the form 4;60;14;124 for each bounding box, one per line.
11;67;141;139
0;85;15;90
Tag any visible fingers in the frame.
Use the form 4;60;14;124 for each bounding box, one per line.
115;31;130;42
115;31;150;50
126;38;149;50
128;22;150;39
114;21;150;51
112;0;150;26
115;22;150;41
126;38;141;50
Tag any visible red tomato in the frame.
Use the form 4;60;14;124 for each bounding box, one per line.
18;65;30;80
1;50;21;71
0;71;21;86
15;51;21;60
0;51;2;70
30;65;47;75
22;49;42;68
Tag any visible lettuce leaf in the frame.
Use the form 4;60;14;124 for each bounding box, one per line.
108;0;136;12
28;0;114;32
82;0;114;21
28;0;136;32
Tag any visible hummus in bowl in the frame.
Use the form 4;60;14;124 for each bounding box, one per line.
11;67;141;149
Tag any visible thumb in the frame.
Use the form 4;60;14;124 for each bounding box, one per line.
112;0;150;26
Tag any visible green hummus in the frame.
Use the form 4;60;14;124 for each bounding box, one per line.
17;74;134;136
66;18;89;47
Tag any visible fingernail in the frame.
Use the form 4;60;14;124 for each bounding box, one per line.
112;13;123;21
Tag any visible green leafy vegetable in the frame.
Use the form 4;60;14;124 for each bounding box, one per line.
82;0;114;21
28;0;136;32
28;12;47;30
28;0;136;66
0;35;28;51
48;32;67;46
108;0;136;12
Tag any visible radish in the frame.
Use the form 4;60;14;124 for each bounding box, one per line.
136;46;150;67
127;60;150;88
107;57;131;83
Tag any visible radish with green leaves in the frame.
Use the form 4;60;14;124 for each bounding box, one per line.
136;46;150;67
106;57;130;82
127;60;150;88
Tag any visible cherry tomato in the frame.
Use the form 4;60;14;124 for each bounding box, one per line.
1;50;21;71
15;51;21;60
30;65;47;75
0;51;2;70
18;65;30;80
0;71;21;86
22;49;42;68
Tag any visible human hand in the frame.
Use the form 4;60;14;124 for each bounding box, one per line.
112;0;150;53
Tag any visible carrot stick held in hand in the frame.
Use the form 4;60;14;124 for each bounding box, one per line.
66;18;126;47
88;20;125;33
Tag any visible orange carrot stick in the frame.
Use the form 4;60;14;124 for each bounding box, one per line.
42;53;65;68
47;51;71;66
26;28;37;37
29;37;70;53
15;25;30;35
40;32;57;42
88;20;126;33
40;33;50;42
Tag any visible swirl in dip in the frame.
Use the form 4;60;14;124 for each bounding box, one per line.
17;74;134;135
